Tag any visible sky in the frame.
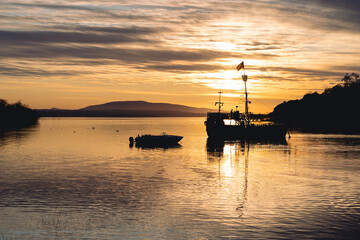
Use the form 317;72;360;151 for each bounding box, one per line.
1;0;359;113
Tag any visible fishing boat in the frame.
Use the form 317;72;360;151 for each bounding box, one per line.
204;62;287;140
129;133;183;146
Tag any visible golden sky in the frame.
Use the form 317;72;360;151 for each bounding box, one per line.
1;0;359;113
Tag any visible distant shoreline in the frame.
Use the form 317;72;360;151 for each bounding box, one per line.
38;115;206;118
36;109;207;118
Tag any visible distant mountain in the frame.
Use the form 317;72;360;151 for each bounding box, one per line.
37;101;212;117
80;101;210;113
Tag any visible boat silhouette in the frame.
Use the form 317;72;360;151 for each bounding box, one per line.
205;62;287;140
129;132;183;147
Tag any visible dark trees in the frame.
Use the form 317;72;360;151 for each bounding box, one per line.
271;73;360;133
0;99;39;128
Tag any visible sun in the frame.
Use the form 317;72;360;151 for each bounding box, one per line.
203;70;244;90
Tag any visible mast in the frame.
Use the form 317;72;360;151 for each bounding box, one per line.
243;74;249;124
240;62;250;125
236;61;250;125
215;90;224;113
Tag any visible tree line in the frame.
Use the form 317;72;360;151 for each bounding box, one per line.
270;73;360;133
0;99;39;128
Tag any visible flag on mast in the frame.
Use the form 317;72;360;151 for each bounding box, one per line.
236;61;244;71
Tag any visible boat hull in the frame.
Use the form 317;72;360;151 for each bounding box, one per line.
135;135;183;146
206;122;287;140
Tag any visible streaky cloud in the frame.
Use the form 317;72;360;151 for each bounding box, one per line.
71;26;169;35
258;66;344;78
0;42;279;64
9;2;208;12
0;30;158;44
0;64;77;77
1;45;236;62
144;63;228;72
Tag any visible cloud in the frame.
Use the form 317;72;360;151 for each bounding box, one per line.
144;63;227;72
0;28;162;44
245;46;281;51
1;45;235;61
71;25;168;35
297;0;360;12
12;2;209;12
5;2;206;23
258;66;343;77
0;64;76;77
277;0;360;31
332;65;360;72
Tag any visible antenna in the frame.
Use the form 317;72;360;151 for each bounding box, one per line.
215;90;224;113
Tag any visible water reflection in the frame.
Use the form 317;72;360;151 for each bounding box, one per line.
206;138;288;157
0;125;38;147
206;138;290;220
206;139;249;219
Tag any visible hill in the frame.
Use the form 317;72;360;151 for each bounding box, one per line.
80;101;210;113
37;101;211;117
271;73;360;133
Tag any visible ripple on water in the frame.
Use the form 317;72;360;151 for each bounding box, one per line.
0;119;360;239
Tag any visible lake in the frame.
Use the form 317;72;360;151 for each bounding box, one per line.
0;118;359;239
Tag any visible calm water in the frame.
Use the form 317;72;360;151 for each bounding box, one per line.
0;118;360;239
